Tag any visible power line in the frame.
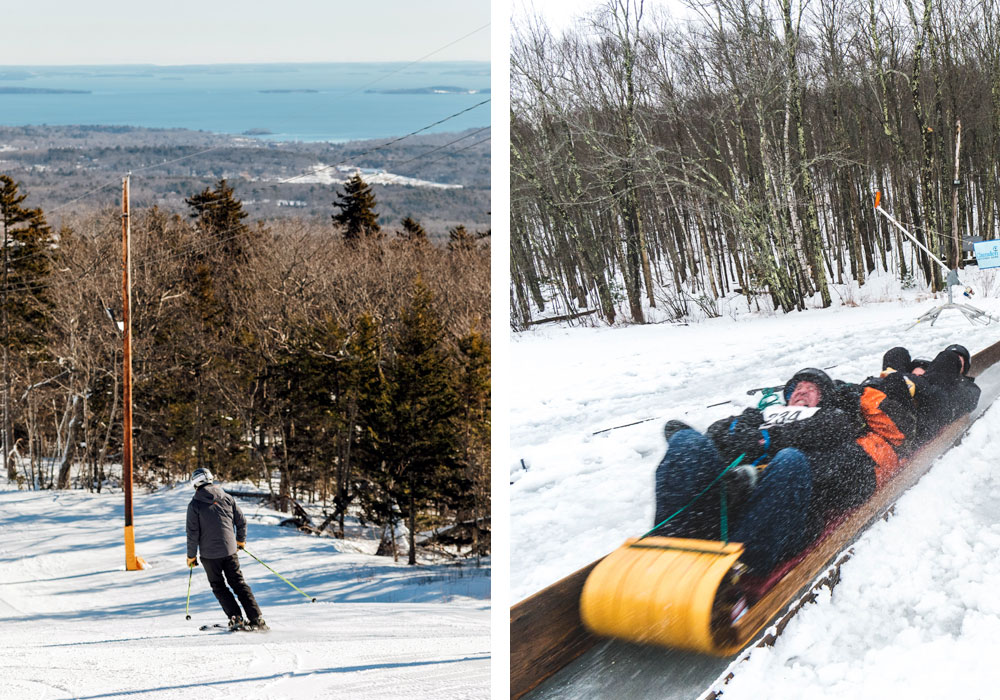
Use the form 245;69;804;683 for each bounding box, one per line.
421;135;491;168
392;127;491;167
48;178;121;215
8;117;490;289
130;145;236;175
340;23;490;99
279;98;490;184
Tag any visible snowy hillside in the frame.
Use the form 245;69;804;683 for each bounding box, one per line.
0;479;490;699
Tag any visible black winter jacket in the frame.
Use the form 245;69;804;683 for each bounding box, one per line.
921;350;981;427
705;402;873;514
186;483;247;559
706;404;863;465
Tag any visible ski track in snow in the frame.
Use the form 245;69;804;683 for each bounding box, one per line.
512;294;1000;698
0;482;490;699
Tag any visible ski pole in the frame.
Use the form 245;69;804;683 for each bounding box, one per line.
242;547;317;602
185;567;193;620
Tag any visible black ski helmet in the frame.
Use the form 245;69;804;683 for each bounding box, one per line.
783;368;835;406
944;344;971;375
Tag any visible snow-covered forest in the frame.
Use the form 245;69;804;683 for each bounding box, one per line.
511;0;1000;327
0;174;489;565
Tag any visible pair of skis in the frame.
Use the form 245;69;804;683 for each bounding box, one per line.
199;622;269;633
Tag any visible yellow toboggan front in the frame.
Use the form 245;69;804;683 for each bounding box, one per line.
579;536;746;655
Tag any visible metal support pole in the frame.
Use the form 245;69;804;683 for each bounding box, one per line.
874;191;996;329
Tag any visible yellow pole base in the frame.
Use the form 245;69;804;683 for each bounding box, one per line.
124;525;146;570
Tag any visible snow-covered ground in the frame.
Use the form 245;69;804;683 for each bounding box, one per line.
0;479;489;699
269;164;462;189
511;288;1000;697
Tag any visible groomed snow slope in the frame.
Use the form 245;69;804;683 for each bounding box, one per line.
0;481;490;699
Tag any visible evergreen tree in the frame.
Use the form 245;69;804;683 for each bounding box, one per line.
142;181;258;479
0;176;54;480
186;179;249;237
386;279;459;565
332;174;382;242
447;224;475;251
348;314;397;551
0;175;54;348
272;316;347;511
455;330;490;561
399;216;428;243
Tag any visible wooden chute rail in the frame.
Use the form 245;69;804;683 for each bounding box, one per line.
510;339;1000;700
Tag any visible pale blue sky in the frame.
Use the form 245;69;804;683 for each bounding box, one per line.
514;0;692;34
6;0;490;65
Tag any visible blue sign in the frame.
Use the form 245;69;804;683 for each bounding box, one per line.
974;240;1000;269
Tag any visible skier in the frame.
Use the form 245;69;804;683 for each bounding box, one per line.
186;467;268;631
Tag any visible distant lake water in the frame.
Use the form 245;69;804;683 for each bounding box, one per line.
0;62;491;142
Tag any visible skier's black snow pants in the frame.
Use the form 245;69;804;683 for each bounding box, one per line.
202;553;263;622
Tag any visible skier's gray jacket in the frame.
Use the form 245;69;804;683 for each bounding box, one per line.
186;483;247;559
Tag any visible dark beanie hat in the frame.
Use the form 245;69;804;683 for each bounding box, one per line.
924;350;963;384
944;344;971;375
784;368;835;406
882;347;912;373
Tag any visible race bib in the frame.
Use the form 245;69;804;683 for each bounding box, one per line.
760;404;820;428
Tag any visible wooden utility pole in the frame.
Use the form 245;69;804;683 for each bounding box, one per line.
2;206;9;482
951;120;963;269
121;174;144;571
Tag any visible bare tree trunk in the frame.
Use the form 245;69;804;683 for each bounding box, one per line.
407;474;417;566
57;395;80;489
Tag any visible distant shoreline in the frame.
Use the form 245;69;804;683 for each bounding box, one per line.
0;123;490;231
0;121;490;146
0;87;90;94
366;86;490;95
0;63;490;143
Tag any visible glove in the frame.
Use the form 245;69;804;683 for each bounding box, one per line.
725;426;766;459
187;556;198;568
237;541;245;550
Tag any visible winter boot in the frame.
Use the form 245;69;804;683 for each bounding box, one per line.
248;618;269;631
228;615;245;631
663;420;693;443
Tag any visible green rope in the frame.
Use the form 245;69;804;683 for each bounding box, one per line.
758;388;780;410
642;452;746;540
720;484;728;543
